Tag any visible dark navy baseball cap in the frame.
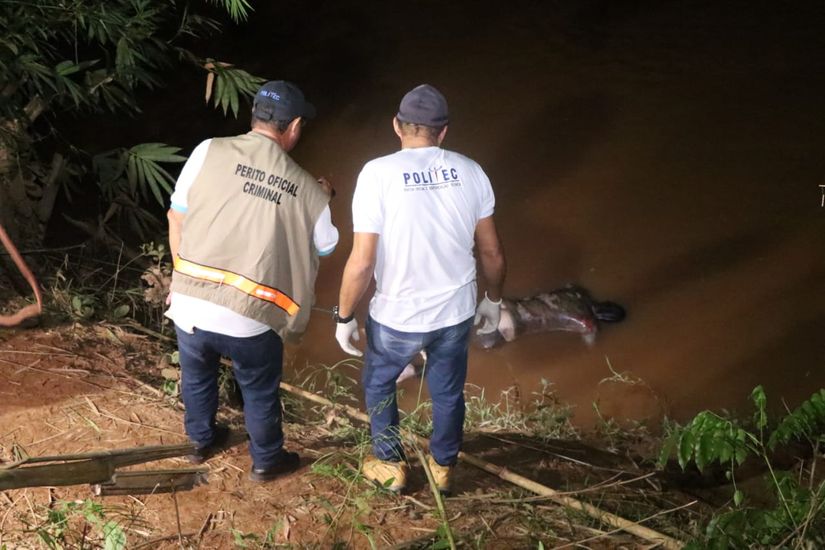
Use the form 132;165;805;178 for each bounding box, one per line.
252;80;316;122
396;84;449;127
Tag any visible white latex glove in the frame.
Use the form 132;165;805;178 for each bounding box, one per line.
474;293;502;335
335;319;363;357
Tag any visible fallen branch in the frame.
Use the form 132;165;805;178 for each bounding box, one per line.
280;382;684;550
0;443;195;491
548;499;698;549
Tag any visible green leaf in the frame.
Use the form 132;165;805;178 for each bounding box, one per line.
112;304;130;319
126;155;138;195
657;426;680;469
1;39;19;55
129;143;186;163
55;60;80;76
733;429;748;465
751;385;767;429
769;388;825;448
103;521;126;550
733;489;744;507
208;0;253;23
678;428;695;470
716;429;733;464
695;429;718;473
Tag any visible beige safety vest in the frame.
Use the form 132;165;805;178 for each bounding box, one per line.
171;131;329;342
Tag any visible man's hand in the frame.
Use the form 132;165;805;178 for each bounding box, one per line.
474;293;501;335
335;319;363;356
318;177;336;198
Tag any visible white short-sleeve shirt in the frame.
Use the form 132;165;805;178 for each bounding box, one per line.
353;146;495;332
166;139;339;337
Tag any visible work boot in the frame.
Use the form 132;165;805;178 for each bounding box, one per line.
248;450;301;483
426;455;454;496
187;424;231;465
362;455;407;493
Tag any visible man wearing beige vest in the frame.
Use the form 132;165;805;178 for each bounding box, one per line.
166;81;338;482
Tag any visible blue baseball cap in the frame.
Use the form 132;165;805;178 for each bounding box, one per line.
252;80;316;122
396;84;449;127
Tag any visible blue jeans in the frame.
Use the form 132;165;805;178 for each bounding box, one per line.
175;326;285;469
363;315;473;466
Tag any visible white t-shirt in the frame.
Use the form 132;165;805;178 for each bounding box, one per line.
353;146;495;332
166;139;339;337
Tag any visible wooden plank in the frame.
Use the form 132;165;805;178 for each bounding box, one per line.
92;468;208;496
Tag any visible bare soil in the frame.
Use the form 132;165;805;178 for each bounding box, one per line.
0;321;700;548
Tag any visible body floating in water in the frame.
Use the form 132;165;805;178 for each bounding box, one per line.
397;285;626;383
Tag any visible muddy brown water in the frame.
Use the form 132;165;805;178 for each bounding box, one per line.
62;1;825;428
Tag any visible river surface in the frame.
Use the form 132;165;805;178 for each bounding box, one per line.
74;1;825;427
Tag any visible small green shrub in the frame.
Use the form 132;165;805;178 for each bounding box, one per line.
660;386;825;548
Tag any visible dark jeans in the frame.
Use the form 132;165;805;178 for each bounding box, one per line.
363;315;473;466
175;326;284;469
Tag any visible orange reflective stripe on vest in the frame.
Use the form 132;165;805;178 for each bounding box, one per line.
174;257;300;316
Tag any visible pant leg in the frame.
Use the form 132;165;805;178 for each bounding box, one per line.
424;317;473;466
175;326;222;447
363;316;425;461
222;330;285;470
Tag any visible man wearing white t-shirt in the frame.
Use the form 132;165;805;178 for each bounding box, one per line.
167;81;338;482
334;84;506;494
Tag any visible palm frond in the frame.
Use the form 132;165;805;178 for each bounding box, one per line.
206;0;253;23
203;60;264;117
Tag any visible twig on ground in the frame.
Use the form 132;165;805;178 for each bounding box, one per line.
26;428;72;448
197;511;213;542
96;407;183;436
0;492;20;533
171;487;184;548
2;350;75;357
84;396;101;415
132;532;196;549
217;459;244;473
482;433;634;473
548;499;698;549
403;495;434;511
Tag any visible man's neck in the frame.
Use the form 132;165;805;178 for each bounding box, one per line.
252;127;287;149
400;136;439;149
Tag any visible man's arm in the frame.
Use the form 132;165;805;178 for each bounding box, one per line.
337;232;379;318
334;232;378;356
474;215;506;301
167;209;185;263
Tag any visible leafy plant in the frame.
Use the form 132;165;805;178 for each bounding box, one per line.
71;293;98;319
769;389;825;448
659;386;825;548
32;499;127;550
0;0;263;251
83;142;186;240
204;60;265;117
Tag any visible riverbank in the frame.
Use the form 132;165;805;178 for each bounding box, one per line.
0;321;695;549
2;256;824;547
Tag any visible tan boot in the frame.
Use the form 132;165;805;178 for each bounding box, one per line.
362;455;407;493
426;455;454;496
